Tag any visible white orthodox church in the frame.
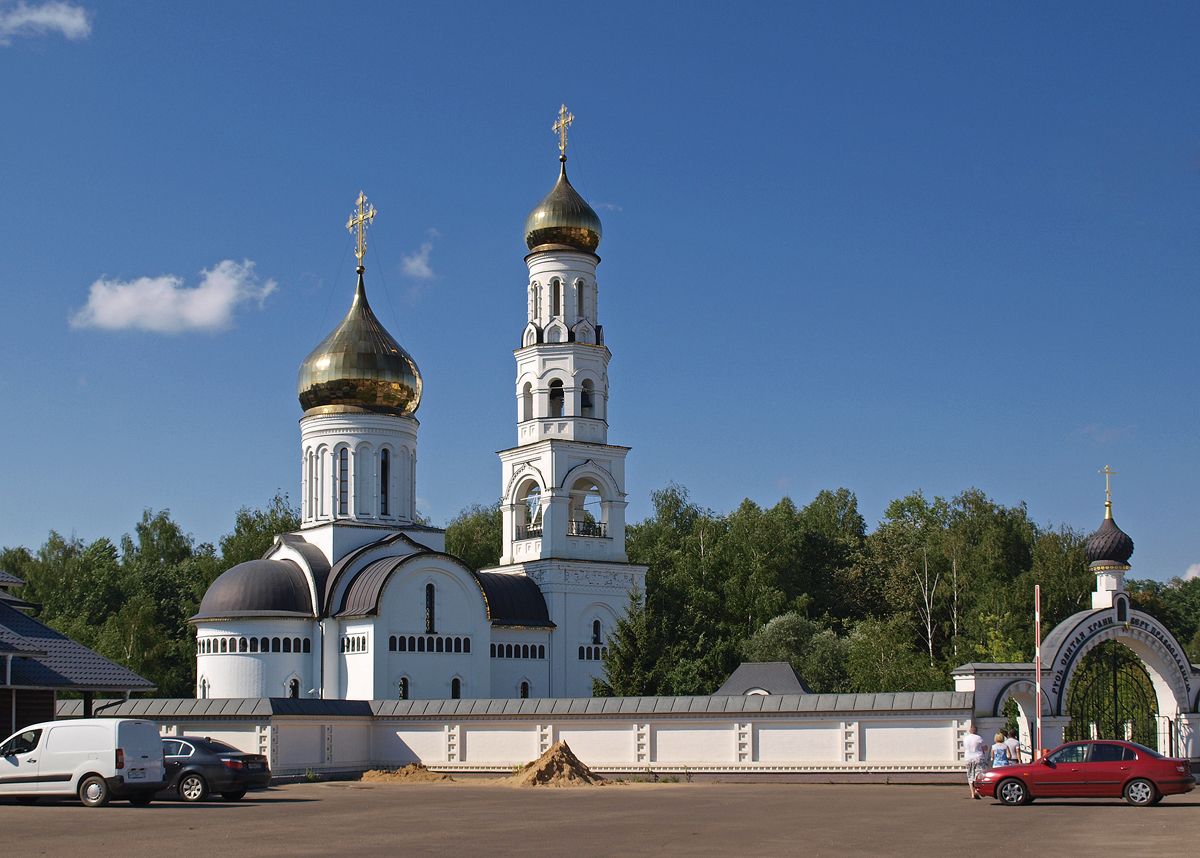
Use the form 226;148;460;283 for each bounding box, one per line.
192;121;646;701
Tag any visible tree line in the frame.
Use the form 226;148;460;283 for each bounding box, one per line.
2;485;1196;699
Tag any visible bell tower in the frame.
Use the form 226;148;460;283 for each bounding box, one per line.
487;107;646;697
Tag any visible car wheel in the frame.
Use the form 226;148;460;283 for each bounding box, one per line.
221;790;247;801
79;775;111;807
1124;779;1157;807
1150;793;1164;805
178;773;209;803
128;791;154;806
996;778;1028;806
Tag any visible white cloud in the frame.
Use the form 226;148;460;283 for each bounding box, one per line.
401;242;435;280
1184;564;1200;582
70;259;276;333
596;202;623;212
0;1;91;45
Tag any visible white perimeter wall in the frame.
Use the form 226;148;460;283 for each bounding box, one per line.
145;709;970;775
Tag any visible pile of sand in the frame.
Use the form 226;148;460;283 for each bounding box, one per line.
505;741;606;787
362;763;454;784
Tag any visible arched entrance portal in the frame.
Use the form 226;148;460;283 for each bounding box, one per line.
1064;641;1158;748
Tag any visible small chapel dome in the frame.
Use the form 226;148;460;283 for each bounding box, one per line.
193;559;314;620
1085;509;1134;571
297;272;422;416
524;160;602;253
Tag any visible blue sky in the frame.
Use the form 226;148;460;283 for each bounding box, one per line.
0;2;1196;582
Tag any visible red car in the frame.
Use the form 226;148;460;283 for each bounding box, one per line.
974;739;1194;806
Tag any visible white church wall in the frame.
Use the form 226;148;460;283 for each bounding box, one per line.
196;620;316;699
67;699;973;775
754;722;841;761
858;719;952;763
652;722;736;763
374;560;491;698
461;722;540;764
374;723;447;764
554;722;637;763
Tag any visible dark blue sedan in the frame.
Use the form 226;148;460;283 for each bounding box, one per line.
160;736;271;802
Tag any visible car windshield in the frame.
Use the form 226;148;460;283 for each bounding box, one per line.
1126;742;1161;759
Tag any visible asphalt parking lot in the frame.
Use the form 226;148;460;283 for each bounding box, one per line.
2;781;1197;856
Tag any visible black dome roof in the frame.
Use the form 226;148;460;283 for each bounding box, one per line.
1085;513;1134;571
193;559;314;620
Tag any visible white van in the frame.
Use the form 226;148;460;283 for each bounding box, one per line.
0;718;166;806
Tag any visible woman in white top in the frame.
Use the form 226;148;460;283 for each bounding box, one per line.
962;724;986;798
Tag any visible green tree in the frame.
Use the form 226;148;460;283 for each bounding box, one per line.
445;502;502;570
219;493;301;571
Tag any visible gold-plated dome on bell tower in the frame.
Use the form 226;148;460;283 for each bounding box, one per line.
524;104;602;254
297;192;423;416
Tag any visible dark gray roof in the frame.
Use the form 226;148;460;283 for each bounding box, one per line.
474;572;552;627
0;601;154;691
336;554;413;617
0;569;24;587
192;559;314;621
57;697;373;718
277;534;332;612
950;663;1036;675
372;692;973;717
714;662;811;695
324;532;419;611
0;591;37;611
58;692;973;719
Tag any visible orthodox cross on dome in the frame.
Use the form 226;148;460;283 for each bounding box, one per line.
346;190;377;269
1099;464;1117;518
553;103;574;162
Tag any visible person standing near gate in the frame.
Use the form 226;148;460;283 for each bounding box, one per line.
1004;729;1023;764
963;723;986;799
990;731;1011;768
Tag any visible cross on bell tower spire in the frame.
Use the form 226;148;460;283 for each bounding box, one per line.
346;190;377;273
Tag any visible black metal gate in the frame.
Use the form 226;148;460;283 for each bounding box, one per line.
1065;640;1159;748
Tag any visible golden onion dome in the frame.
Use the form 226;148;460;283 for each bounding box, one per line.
524;159;602;253
297;271;422;416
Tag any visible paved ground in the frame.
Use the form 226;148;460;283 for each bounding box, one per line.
2;781;1197;856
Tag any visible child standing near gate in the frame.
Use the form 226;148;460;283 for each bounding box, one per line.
990;732;1011;767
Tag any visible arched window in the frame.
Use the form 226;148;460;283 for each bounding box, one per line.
336;447;349;516
538;645;545;659
272;637;281;653
548;380;564;418
522;644;530;659
436;637;445;653
531;283;540;319
283;638;292;653
581;379;595;417
576;281;585;320
380;448;390;517
294;637;302;652
288;678;300;699
521;383;533;421
578;645;585;660
1116;595;1129;623
250;638;259;653
491;643;497;657
451;678;462;699
398;677;409;700
220;638;228;653
520;681;530;699
199;677;209;699
408;636;416;651
550;279;561;317
453;637;462;653
417;636;426;653
303;638;311;653
260;637;269;653
425;583;436;634
592;620;602;645
398;636;408;652
463;638;471;654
